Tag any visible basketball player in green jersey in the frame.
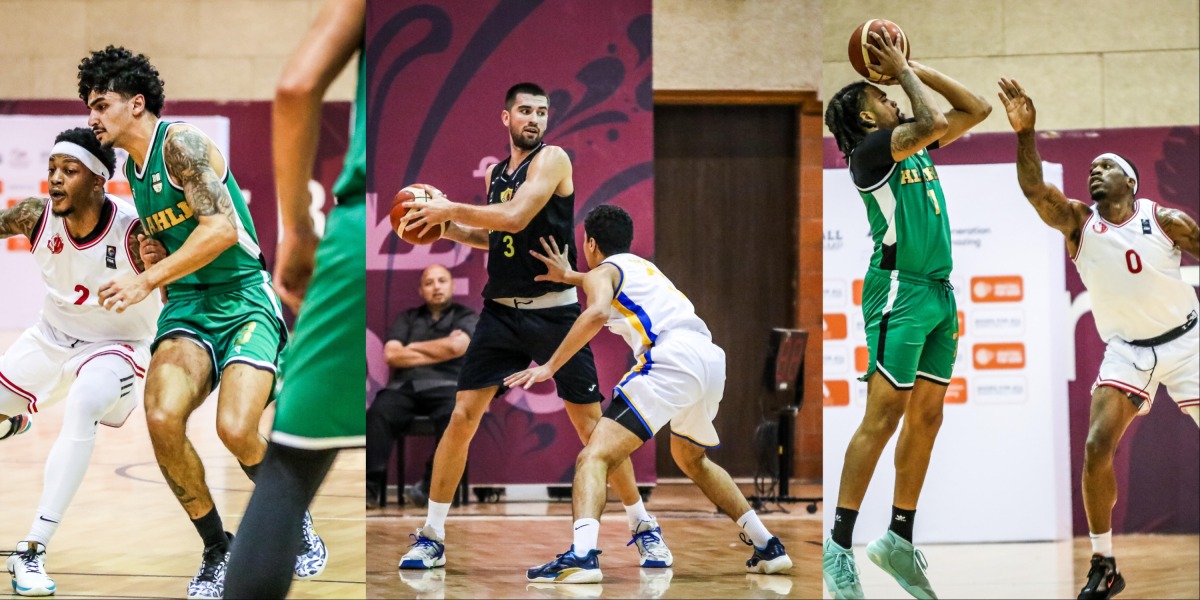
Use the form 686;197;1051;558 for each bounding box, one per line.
78;46;325;598
821;30;991;599
224;0;367;596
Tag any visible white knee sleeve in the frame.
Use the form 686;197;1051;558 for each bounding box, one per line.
61;355;132;441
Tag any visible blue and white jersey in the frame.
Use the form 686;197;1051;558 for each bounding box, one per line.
600;253;711;357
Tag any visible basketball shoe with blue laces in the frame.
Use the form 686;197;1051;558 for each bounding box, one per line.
867;530;937;599
744;534;793;574
399;525;445;569
628;519;673;567
527;547;603;584
294;511;327;579
822;537;864;599
7;541;54;597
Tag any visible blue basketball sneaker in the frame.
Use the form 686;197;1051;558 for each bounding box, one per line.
628;519;673;567
744;535;793;574
527;547;603;584
399;525;445;570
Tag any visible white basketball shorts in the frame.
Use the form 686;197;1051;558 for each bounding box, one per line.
1092;323;1199;415
613;329;726;448
0;319;148;427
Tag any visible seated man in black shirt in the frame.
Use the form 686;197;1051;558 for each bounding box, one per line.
367;264;478;507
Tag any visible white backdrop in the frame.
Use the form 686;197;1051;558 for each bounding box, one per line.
0;115;229;330
822;162;1073;544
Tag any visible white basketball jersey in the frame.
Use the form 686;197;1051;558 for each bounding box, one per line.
1074;199;1199;342
30;195;160;343
600;253;711;356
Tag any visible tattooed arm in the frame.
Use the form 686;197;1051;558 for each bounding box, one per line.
910;61;991;147
99;125;237;313
0;197;46;240
864;30;948;161
1157;206;1200;260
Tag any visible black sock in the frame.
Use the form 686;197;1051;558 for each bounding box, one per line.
192;508;228;550
889;506;916;542
240;460;260;482
832;507;859;549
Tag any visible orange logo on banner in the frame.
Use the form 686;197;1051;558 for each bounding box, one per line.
945;378;968;403
0;180;4;194
971;276;1023;302
853;279;864;305
40;181;49;195
824;313;848;340
855;346;869;372
824;380;850;406
6;199;32;251
106;180;131;196
973;343;1025;369
957;311;966;337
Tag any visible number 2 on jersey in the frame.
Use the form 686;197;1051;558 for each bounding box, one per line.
74;285;89;305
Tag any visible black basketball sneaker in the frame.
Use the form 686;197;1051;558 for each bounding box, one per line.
1078;554;1126;599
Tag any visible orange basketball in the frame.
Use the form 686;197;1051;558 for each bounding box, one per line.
390;184;446;245
848;19;909;82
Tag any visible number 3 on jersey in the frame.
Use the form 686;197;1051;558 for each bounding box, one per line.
502;234;515;258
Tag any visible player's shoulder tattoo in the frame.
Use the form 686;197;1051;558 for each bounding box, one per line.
163;126;232;218
0;197;47;240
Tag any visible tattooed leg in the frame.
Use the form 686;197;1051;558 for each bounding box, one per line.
144;338;217;518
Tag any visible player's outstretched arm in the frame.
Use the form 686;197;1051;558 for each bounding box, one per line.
998;78;1087;237
273;0;364;311
911;61;991;147
0;197;46;240
405;146;570;234
1157;206;1200;260
503;264;619;390
867;30;947;161
530;235;585;287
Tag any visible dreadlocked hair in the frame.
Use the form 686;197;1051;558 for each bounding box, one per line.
77;46;166;116
824;81;873;161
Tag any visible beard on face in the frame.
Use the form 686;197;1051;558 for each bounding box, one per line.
510;126;542;151
51;205;75;217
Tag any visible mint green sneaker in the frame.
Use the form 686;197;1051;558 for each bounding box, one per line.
866;530;937;599
822;537;864;600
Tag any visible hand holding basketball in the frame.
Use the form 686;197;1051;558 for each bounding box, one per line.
390;184;448;245
848;19;910;83
997;77;1037;133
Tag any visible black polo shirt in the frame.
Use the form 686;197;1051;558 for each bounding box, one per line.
386;302;479;392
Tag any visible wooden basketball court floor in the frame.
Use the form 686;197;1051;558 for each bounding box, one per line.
0;337;366;599
822;534;1199;599
368;481;821;598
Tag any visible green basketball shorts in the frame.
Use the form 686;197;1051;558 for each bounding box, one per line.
859;266;959;389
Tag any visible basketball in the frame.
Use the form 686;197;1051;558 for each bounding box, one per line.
390;183;446;245
848;19;909;82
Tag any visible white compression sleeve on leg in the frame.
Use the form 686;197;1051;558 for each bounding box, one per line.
26;355;130;546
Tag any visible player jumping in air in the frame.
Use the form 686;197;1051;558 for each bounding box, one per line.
821;29;990;599
999;77;1200;600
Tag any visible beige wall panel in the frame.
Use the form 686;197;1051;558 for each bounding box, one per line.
153;57;256;102
191;0;313;58
0;1;87;58
83;1;201;60
824;0;1005;63
29;57;91;101
1005;0;1199;55
1104;51;1200;127
654;0;821;91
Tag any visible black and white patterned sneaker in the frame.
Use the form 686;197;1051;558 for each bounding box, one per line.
187;533;231;600
294;511;327;579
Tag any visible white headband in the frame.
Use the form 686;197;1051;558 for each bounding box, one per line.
1093;153;1137;194
50;141;111;180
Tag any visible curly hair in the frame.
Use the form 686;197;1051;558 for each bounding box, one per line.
584;205;634;256
824;81;873;161
54;127;117;176
77;45;166;116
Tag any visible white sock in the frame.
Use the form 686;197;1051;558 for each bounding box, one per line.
573;518;600;557
425;500;451;540
738;510;773;548
1089;530;1113;557
27;360;123;546
624;499;651;530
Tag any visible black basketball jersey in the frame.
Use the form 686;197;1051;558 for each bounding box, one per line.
481;143;579;299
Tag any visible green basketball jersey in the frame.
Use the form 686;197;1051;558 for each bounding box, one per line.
125;120;266;292
331;50;365;206
856;145;952;278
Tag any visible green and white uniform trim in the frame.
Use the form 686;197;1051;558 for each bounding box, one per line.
856;147;952;279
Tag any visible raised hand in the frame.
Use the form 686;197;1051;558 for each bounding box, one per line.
530;236;573;283
997;77;1037;133
865;29;909;84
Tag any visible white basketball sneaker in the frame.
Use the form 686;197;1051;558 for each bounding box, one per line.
628;518;674;567
294;511;328;579
7;541;56;597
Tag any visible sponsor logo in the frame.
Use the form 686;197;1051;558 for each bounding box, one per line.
852;279;864;306
1093;220;1108;234
824;280;847;308
151;172;163;193
1141;218;1152;234
824;229;844;251
824;313;848;340
973;343;1025;369
957;311;966;337
971;309;1026;336
47;234;63;254
945;378;968;404
854;346;869;372
823;347;849;373
970;276;1023;303
106;245;117;269
823;380;850;407
974;375;1028;404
